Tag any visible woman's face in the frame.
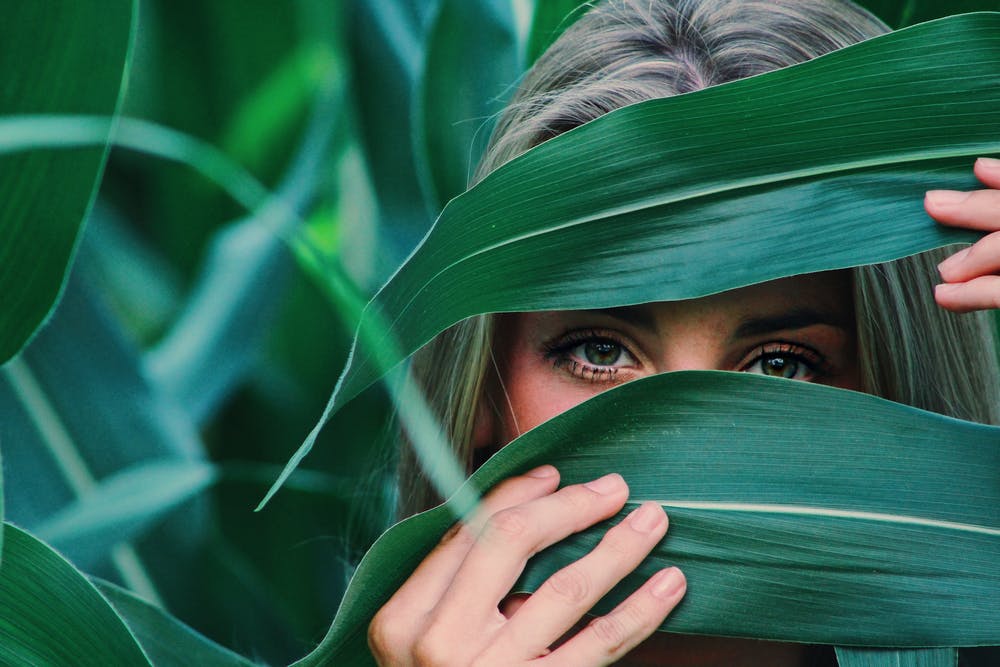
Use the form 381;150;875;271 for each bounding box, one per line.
489;270;860;443
484;270;858;665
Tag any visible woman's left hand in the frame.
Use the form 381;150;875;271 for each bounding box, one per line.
926;157;1000;313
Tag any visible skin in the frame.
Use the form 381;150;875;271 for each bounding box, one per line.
930;158;1000;311
368;158;1000;666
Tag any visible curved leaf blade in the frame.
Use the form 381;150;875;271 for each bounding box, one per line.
267;15;1000;502
301;372;1000;665
525;0;593;65
858;1;1000;28
416;0;522;212
0;0;135;363
94;579;259;667
0;523;150;665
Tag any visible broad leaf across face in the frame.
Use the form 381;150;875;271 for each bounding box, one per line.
300;371;1000;665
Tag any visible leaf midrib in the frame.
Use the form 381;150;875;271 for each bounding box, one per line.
634;500;1000;537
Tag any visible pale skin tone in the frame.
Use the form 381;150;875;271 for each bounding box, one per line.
368;157;1000;666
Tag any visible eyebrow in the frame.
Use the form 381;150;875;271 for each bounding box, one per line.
586;305;659;333
732;307;851;340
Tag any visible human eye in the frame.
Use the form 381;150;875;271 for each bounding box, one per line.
542;328;638;383
737;341;831;382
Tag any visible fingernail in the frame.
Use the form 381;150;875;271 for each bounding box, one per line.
938;247;970;274
585;473;624;495
926;190;970;206
628;502;665;533
935;283;959;296
650;567;685;599
525;464;557;478
977;157;1000;171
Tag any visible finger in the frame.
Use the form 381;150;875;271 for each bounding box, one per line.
383;465;560;614
542;567;686;667
937;231;1000;283
924;188;1000;231
433;473;630;626
935;275;1000;313
493;502;669;659
974;157;1000;189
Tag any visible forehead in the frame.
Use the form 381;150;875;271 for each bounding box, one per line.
676;270;854;319
536;270;853;330
498;270;855;346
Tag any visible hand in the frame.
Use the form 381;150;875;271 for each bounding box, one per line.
926;157;1000;312
368;466;685;666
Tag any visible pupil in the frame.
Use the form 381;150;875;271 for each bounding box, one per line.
764;356;798;378
584;341;621;366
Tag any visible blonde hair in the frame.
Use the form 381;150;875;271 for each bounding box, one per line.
398;0;1000;515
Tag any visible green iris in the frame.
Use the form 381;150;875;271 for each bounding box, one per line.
762;355;799;378
584;341;622;366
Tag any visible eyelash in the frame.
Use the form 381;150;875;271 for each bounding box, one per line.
738;341;832;381
542;328;634;383
543;332;833;383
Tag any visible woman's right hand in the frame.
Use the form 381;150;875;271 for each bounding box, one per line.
368;465;685;666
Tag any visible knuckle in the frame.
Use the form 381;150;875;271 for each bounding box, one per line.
469;654;497;667
440;522;476;549
620;597;651;629
558;485;600;517
966;240;986;261
602;524;638;557
412;625;452;666
588;614;630;655
368;608;408;661
483;507;532;542
978;189;1000;207
545;565;592;605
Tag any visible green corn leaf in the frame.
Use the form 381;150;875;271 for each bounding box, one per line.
0;447;4;557
525;0;593;65
348;0;440;266
835;647;957;667
0;0;135;364
415;0;522;212
35;460;217;564
299;371;1000;665
857;0;1000;28
0;523;150;665
144;113;334;423
1;268;209;585
94;579;260;667
264;13;1000;505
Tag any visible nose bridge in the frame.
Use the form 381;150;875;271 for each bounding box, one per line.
648;301;731;373
661;349;720;372
656;334;724;373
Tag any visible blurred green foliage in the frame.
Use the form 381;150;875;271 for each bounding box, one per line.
1;0;998;664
